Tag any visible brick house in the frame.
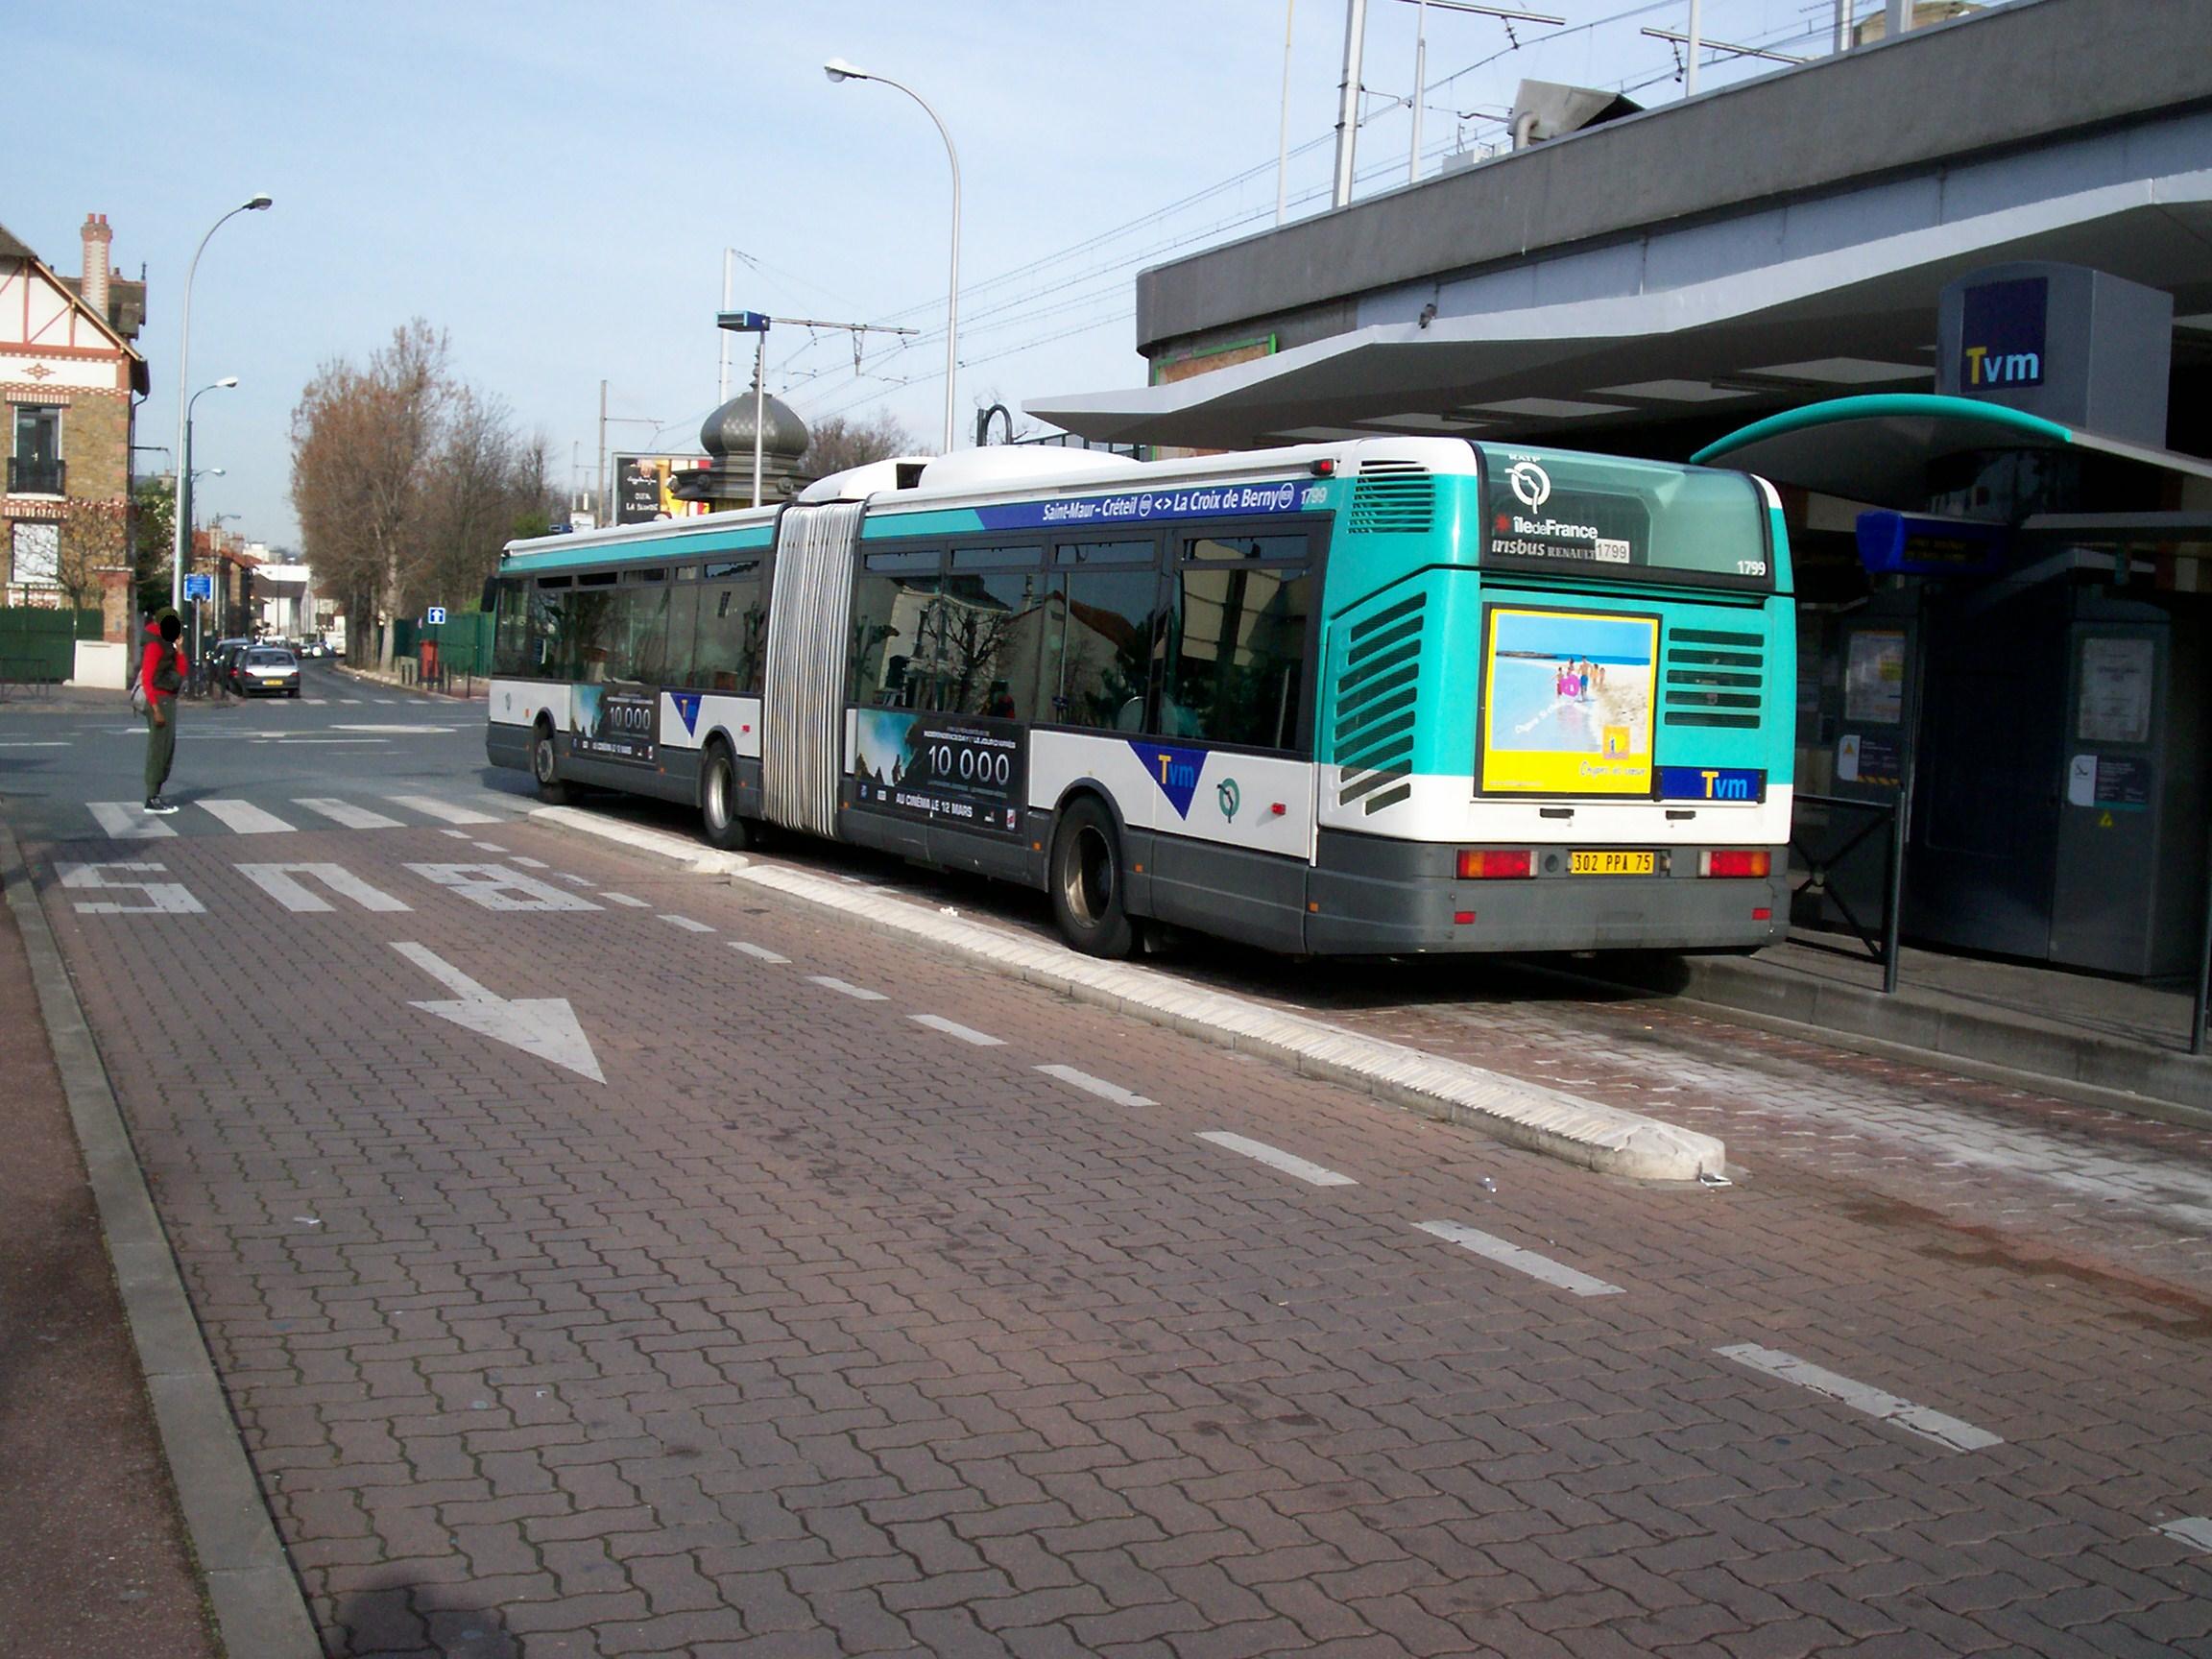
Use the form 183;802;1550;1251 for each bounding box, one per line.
0;213;149;639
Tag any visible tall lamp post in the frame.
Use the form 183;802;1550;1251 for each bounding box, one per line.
182;377;237;661
825;59;961;455
170;194;272;611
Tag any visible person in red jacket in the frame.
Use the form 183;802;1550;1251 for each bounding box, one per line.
138;608;188;813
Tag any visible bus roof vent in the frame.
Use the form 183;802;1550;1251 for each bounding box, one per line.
1348;460;1433;535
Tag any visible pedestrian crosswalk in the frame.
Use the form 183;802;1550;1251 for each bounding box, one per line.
83;795;521;841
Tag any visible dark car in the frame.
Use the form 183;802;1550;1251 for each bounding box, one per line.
202;637;252;691
230;645;301;698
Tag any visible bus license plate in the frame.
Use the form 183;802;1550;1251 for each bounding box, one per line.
1571;851;1654;876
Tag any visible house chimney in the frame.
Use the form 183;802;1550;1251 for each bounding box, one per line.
81;212;113;324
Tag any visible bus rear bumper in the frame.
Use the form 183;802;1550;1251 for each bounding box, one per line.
1306;831;1787;955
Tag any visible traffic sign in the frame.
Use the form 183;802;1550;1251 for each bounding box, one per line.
183;573;213;602
425;606;447;625
715;310;771;333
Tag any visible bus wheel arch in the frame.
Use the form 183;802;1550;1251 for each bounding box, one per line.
699;735;749;852
531;715;570;805
1047;787;1136;959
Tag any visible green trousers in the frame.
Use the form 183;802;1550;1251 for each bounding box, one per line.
144;703;176;797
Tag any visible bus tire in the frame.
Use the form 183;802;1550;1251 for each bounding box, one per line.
1048;795;1134;958
700;741;748;851
531;721;570;805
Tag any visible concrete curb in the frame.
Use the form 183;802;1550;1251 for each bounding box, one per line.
528;806;1726;1182
0;824;322;1659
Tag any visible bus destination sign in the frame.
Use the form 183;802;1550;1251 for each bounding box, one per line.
973;479;1332;533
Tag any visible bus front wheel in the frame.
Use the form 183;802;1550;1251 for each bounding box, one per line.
531;723;569;805
700;742;749;852
1049;797;1134;958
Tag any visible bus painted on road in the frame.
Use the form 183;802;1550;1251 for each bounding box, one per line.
487;438;1793;958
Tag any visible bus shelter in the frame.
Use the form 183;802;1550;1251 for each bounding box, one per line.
1695;393;2212;1044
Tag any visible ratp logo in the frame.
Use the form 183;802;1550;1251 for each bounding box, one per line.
1215;778;1240;822
1506;460;1551;510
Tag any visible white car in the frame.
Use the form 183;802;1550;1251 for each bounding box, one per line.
234;646;301;698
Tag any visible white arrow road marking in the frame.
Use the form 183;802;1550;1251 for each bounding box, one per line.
392;942;604;1083
1717;1344;2003;1452
2156;1517;2212;1553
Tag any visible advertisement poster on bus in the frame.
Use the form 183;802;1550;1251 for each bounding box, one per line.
571;683;658;762
852;709;1025;836
1479;607;1658;796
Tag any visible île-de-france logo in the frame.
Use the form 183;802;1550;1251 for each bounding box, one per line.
1215;778;1240;822
1507;460;1551;510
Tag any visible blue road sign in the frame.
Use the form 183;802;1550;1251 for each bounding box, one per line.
183;572;213;602
425;606;447;625
716;310;771;332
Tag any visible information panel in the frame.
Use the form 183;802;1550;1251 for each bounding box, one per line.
852;709;1025;837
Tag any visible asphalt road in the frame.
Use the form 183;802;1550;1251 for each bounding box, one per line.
5;662;2209;1657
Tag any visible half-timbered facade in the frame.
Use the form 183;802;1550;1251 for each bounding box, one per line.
1;213;148;637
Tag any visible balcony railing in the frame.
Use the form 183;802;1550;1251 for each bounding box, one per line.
7;457;64;496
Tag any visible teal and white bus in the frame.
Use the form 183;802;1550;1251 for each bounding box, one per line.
487;438;1792;958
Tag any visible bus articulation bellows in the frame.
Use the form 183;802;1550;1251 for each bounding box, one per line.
487;437;1793;958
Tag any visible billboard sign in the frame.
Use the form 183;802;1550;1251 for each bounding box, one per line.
613;456;712;525
1478;606;1659;797
851;709;1025;837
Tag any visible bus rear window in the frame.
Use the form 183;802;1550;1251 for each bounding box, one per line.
1476;445;1771;589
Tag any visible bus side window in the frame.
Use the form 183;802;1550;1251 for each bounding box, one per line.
1161;560;1313;750
937;568;1050;720
691;577;763;692
1056;567;1163;732
851;551;941;709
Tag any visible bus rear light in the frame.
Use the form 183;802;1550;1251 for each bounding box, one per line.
1700;850;1771;878
1752;907;1772;922
1457;849;1531;879
1310;458;1337;476
1454;910;1476;925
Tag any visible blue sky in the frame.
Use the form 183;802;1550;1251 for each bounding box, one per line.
12;0;1832;551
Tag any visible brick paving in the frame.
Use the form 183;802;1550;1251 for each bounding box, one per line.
23;810;2212;1656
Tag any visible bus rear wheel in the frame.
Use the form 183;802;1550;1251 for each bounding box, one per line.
700;742;749;851
531;722;569;805
1049;796;1134;958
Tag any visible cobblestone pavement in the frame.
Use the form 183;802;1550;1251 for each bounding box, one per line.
24;805;2212;1658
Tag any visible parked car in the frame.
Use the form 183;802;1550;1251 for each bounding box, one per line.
203;637;252;690
298;637;333;660
230;645;301;698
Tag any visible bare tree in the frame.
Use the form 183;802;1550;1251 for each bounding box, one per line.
54;497;130;616
290;321;450;669
799;409;915;481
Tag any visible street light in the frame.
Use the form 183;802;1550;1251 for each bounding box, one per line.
825;59;961;455
170;193;272;611
182;377;237;661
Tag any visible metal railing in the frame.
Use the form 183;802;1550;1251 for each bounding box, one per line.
6;456;64;495
1789;790;1909;995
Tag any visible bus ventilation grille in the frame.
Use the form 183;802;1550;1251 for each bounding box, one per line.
1661;626;1763;729
1334;590;1424;814
1347;461;1433;535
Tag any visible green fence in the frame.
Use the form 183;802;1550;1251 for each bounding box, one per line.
0;607;103;682
416;612;493;676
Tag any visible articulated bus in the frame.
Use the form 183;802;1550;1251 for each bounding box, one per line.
486;438;1793;958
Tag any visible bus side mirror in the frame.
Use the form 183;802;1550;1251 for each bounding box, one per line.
480;577;500;614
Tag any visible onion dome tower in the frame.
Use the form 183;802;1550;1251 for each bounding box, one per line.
668;374;812;508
